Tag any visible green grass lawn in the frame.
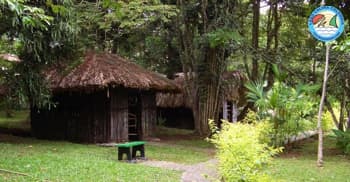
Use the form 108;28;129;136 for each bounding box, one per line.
147;141;213;164
267;136;350;182
0;132;213;182
2;112;350;181
0;112;213;181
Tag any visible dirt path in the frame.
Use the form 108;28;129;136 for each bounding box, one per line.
141;159;218;182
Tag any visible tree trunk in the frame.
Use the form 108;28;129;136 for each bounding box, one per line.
317;43;330;167
251;0;260;81
192;93;200;133
176;0;233;135
339;90;346;131
197;48;225;135
347;109;350;131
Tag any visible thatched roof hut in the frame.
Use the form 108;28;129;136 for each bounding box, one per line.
156;71;246;129
32;52;179;143
46;52;179;92
156;71;246;108
156;72;191;108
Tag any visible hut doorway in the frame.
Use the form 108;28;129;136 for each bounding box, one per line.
128;93;142;141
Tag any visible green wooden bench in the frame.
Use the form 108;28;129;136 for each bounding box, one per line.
116;141;146;161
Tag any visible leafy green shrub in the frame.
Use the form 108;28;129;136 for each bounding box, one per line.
322;111;335;132
242;110;274;145
332;129;350;154
307;111;335;132
210;120;282;182
245;80;319;147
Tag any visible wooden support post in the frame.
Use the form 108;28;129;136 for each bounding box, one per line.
223;100;228;120
231;102;238;123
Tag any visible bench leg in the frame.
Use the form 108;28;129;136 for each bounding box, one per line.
140;145;145;158
132;144;145;159
118;147;132;161
118;149;123;160
126;149;132;161
132;147;137;158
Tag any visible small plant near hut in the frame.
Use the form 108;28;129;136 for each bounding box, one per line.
209;120;282;182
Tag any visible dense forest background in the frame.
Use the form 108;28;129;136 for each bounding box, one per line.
0;0;349;137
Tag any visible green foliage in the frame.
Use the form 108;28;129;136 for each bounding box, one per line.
210;120;281;182
245;79;319;146
241;110;274;144
0;0;80;109
74;0;180;75
256;119;275;145
336;33;350;52
332;129;350;154
0;0;53;31
207;28;241;48
321;111;335;132
245;81;268;111
241;109;261;123
90;0;177;39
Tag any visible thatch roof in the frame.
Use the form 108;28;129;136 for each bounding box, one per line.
46;52;179;92
156;73;191;108
222;71;246;102
156;71;246;108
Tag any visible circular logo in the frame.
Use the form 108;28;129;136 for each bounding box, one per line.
308;6;344;42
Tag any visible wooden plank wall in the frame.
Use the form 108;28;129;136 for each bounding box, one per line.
31;90;111;143
31;88;157;143
141;92;157;138
90;90;110;143
110;88;128;142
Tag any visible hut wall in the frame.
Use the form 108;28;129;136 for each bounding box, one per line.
31;90;111;143
31;88;157;143
140;92;157;138
62;91;110;143
109;88;128;142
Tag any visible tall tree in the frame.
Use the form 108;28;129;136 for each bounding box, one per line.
251;0;260;81
176;0;241;135
0;0;79;109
